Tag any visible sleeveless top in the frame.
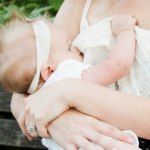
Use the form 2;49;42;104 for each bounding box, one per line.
72;0;150;97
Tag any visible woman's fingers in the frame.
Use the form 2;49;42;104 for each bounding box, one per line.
25;115;38;138
65;143;77;150
73;136;103;150
84;129;115;149
26;107;50;138
81;127;112;149
85;130;138;150
18;111;33;140
93;120;133;144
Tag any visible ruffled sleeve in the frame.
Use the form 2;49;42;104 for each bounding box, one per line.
72;19;113;53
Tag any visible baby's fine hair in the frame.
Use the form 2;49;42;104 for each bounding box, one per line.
0;12;50;94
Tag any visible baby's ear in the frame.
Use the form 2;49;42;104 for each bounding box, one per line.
41;65;54;81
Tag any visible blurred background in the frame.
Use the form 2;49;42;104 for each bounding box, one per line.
0;0;63;26
0;1;63;150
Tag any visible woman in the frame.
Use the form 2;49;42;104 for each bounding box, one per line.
11;0;150;149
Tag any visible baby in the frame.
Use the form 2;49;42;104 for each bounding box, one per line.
0;14;139;149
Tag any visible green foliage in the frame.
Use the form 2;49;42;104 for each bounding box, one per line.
0;0;63;26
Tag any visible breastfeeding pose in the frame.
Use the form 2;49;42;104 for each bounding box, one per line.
11;0;150;149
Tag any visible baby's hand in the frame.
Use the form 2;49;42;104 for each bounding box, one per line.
112;15;137;36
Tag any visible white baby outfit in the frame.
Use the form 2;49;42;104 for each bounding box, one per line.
41;0;150;148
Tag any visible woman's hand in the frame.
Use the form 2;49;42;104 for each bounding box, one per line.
24;78;150;140
48;110;140;150
11;92;139;149
25;80;72;137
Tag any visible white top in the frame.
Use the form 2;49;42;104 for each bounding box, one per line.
72;0;150;97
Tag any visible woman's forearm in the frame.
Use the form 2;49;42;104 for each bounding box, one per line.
66;79;150;139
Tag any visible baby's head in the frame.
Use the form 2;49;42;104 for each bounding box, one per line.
0;14;71;94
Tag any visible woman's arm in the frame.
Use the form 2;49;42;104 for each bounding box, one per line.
11;94;133;148
68;79;150;139
48;109;140;150
25;79;150;139
53;0;86;41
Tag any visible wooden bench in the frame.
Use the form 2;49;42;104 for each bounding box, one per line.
0;84;46;149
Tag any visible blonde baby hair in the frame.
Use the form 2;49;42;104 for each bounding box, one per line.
0;12;50;94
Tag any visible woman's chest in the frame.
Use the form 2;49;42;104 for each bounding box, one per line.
87;0;150;30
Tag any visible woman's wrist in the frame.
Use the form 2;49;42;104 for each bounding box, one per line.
11;93;26;120
65;79;98;111
59;78;79;106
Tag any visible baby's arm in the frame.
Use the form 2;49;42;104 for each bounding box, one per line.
82;15;137;85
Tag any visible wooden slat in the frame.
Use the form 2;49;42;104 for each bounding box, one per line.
0;84;11;112
0;119;46;149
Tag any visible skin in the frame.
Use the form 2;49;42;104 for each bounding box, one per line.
11;15;138;150
25;78;150;139
42;15;137;92
11;0;150;149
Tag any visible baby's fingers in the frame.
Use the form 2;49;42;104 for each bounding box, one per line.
93;121;134;144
